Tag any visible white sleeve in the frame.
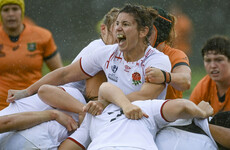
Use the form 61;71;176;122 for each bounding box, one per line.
80;44;116;76
68;113;92;149
146;53;171;73
148;100;169;129
71;39;105;64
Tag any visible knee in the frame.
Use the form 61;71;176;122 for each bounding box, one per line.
38;84;52;98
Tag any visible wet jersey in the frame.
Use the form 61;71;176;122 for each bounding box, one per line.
68;100;169;150
64;39;105;94
80;44;171;99
0;23;57;109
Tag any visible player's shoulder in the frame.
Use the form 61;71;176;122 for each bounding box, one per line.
88;39;105;47
147;46;170;65
147;45;169;59
95;43;118;54
25;23;52;38
196;75;213;88
163;45;188;58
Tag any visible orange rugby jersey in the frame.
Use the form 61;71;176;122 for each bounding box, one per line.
162;45;190;99
0;23;57;109
190;75;230;115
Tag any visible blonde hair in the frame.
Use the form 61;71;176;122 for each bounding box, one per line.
96;7;119;33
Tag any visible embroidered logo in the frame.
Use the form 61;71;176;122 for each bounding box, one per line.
108;73;118;82
124;65;131;72
27;43;36;51
132;72;141;85
111;65;118;73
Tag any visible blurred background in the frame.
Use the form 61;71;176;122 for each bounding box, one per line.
25;0;230;97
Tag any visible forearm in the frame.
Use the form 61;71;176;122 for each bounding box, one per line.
38;85;85;113
209;124;230;148
0;110;56;133
99;82;131;109
169;66;191;91
127;83;165;102
27;68;66;96
46;53;63;71
163;100;212;122
27;60;87;96
169;72;191;91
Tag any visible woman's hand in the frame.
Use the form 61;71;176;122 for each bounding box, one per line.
83;100;109;116
122;103;149;120
7;89;29;103
197;101;214;118
145;67;165;84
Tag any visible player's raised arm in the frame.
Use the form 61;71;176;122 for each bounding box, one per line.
97;82;149;120
162;100;213;122
7;59;90;101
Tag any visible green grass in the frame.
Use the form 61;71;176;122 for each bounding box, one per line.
42;62;207;99
42;60;71;76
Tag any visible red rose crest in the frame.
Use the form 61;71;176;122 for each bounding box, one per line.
132;72;141;85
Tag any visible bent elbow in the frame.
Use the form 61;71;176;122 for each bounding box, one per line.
38;84;52;99
184;80;191;90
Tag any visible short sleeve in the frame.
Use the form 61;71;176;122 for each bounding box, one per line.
42;32;57;59
145;52;171;73
80;44;117;76
68;113;92;149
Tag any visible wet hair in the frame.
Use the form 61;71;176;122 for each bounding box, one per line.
201;35;230;60
101;7;119;32
151;6;176;48
119;4;158;43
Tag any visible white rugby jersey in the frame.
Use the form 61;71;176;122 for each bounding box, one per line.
156;118;218;150
64;39;106;94
69;100;169;150
81;44;171;98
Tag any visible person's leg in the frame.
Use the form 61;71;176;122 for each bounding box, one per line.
38;85;86;114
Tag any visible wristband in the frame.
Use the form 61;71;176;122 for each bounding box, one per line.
166;72;171;83
161;70;171;84
160;70;167;83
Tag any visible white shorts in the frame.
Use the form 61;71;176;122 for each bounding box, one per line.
155;127;217;150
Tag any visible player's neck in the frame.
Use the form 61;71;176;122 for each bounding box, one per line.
156;42;166;52
4;24;24;37
216;80;230;96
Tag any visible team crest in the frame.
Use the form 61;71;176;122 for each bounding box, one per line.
27;43;36;51
132;72;142;85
